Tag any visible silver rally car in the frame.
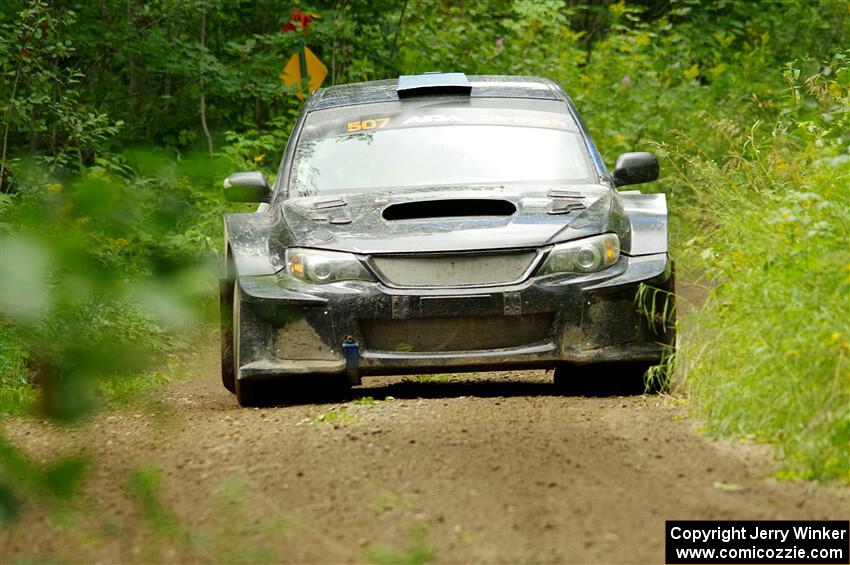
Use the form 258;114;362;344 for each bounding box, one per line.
220;73;674;406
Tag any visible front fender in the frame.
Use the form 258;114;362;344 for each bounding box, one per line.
616;192;668;256
224;212;280;277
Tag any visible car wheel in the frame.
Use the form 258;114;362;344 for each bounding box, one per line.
220;279;236;394
236;377;277;407
553;362;654;396
282;373;353;403
236;374;351;407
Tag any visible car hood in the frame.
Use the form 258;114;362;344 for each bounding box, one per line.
279;185;620;254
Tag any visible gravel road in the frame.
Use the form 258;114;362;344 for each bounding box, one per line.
2;348;847;564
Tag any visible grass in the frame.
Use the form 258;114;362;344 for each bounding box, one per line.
98;368;183;404
407;374;457;384
366;522;434;565
668;105;850;481
369;489;417;519
635;281;676;336
635;280;677;392
127;468;179;536
313;406;357;426
353;395;379;406
0;322;35;416
0;324;209;419
124;469;294;563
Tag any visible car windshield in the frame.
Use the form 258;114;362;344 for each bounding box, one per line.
290;101;595;196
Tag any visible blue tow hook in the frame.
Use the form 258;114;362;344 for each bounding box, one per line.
342;336;361;386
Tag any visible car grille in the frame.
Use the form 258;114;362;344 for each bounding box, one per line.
360;313;554;352
370;250;538;287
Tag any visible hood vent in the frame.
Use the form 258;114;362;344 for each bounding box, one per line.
382;199;516;221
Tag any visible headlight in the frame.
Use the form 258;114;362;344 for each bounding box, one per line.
537;233;620;275
285;248;373;283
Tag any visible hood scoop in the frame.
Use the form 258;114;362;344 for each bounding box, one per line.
383;199;516;221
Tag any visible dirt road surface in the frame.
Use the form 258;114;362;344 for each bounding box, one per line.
2;348;847;564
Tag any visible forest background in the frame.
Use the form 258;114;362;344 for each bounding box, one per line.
0;0;848;523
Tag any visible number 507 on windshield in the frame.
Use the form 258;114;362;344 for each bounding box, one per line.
346;117;390;132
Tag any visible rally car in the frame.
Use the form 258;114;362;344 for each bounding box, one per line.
220;73;674;406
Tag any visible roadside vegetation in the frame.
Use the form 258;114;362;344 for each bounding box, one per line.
0;0;847;524
669;58;850;480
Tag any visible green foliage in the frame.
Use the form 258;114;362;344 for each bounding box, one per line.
222;113;299;175
313;406;356;425
670;55;850;481
0;436;88;523
636;279;676;393
366;522;434;565
409;373;456;384
0;152;232;416
0;151;236;518
0;321;32;414
636;281;676;335
0;1;122;178
128;467;179;536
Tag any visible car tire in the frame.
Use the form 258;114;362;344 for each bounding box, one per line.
236;377;277;407
553;361;654;396
220;279;236;394
284;373;353;403
231;281;268;407
236;374;352;407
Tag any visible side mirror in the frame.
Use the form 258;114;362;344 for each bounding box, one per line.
223;171;271;203
611;152;659;186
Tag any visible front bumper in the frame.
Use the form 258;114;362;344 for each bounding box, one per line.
234;253;674;382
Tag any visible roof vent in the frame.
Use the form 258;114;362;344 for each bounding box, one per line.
397;72;471;98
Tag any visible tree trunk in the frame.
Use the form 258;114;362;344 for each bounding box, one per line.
200;7;214;154
0;67;22;193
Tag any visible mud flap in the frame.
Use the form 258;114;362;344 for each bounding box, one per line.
220;279;235;393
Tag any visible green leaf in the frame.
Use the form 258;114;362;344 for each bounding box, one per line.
42;457;87;499
0;480;21;524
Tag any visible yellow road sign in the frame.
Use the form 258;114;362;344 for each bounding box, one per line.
281;46;327;100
